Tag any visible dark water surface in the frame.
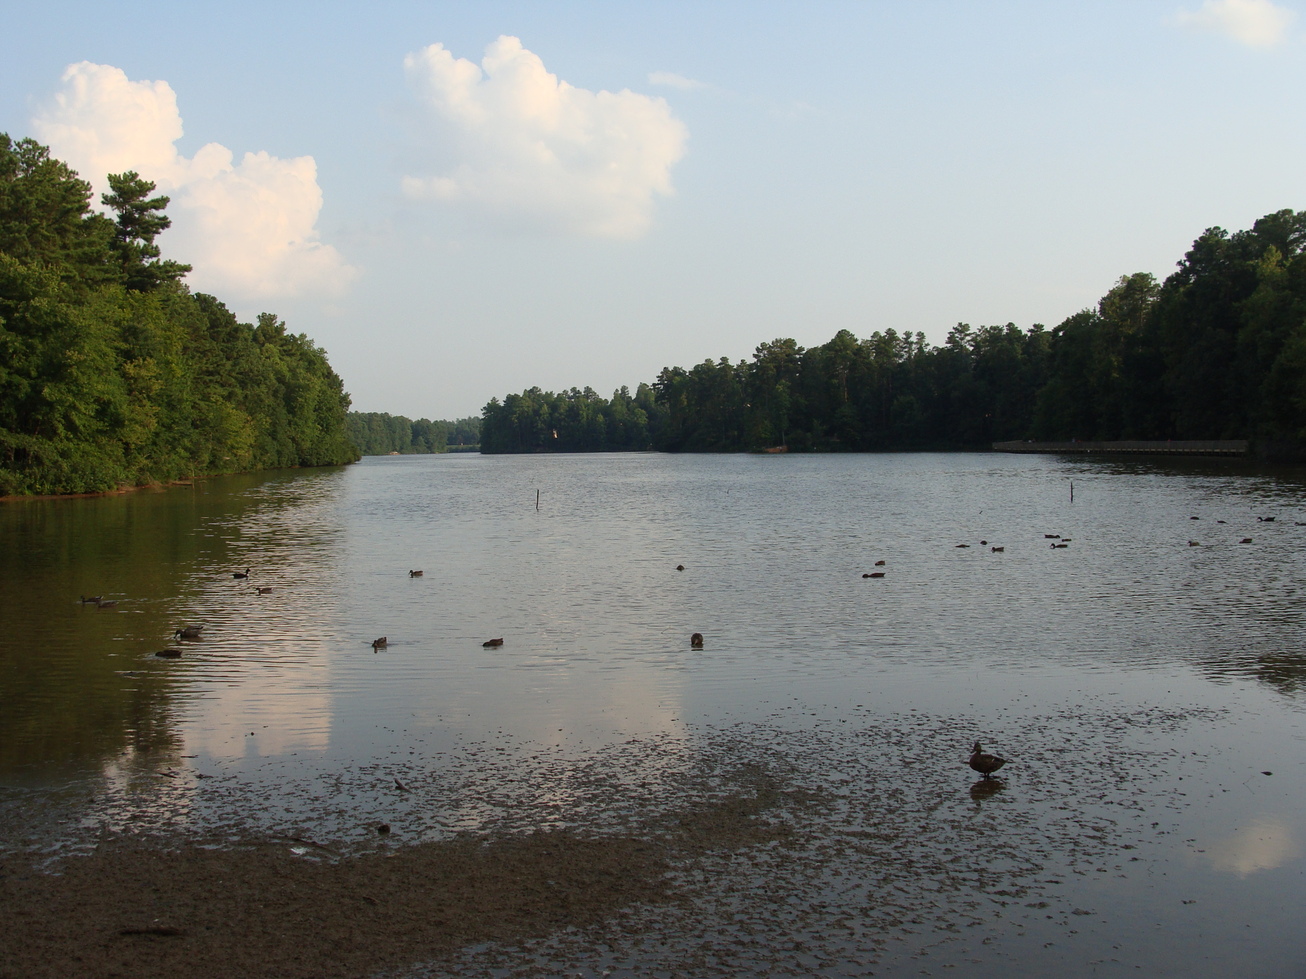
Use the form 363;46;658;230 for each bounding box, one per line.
2;453;1305;976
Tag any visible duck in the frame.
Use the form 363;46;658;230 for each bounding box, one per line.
874;560;886;566
690;632;704;647
372;637;388;649
1240;538;1253;544
154;649;183;659
80;595;102;605
256;586;273;594
969;742;1007;779
862;571;885;578
409;570;423;577
232;568;251;579
175;626;203;639
676;564;685;571
482;637;504;647
991;546;1004;552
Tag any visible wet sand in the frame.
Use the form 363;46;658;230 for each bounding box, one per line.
1;830;672;979
2;698;1270;979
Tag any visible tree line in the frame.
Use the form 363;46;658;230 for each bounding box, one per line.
481;209;1306;456
347;412;481;455
0;135;358;495
481;385;658;453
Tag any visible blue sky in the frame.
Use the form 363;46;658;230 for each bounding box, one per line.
3;1;1305;419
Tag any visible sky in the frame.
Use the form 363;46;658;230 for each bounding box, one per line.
3;1;1306;420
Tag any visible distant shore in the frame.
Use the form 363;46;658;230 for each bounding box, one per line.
992;439;1249;456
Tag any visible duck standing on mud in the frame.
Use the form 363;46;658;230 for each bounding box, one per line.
969;742;1007;779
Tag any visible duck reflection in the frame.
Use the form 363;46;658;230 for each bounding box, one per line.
969;778;1005;803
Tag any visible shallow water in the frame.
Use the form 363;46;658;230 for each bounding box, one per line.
2;452;1305;976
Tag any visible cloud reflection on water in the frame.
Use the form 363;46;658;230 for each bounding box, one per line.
1205;816;1302;876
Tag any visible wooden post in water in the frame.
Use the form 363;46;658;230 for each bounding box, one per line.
536;489;540;511
1070;480;1074;503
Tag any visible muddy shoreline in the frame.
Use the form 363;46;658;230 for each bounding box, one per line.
0;829;676;979
1;770;791;979
2;702;1257;979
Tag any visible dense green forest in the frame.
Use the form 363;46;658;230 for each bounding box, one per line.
480;209;1306;456
0;135;357;495
346;411;481;455
481;385;658;453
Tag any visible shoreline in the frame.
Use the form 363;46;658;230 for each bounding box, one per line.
0;700;1262;979
0;479;197;504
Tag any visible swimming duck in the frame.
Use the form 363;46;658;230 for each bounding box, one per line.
372;637;388;649
969;742;1007;779
175;626;203;639
690;632;704;647
862;571;885;578
482;637;504;647
874;560;886;566
256;586;273;594
155;649;183;659
676;564;685;571
232;568;250;579
409;570;423;577
80;595;102;604
991;546;1004;552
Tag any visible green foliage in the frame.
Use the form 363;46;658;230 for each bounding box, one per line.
446;415;482;449
101;171;191;291
0;134;116;288
481;386;654;453
0;134;358;495
344;412;482;455
482;209;1306;456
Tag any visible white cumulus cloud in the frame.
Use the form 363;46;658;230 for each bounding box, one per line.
1175;0;1297;47
402;36;688;239
32;61;354;302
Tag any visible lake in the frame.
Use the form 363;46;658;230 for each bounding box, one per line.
2;452;1304;977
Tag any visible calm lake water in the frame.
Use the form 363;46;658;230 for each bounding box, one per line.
2;452;1305;977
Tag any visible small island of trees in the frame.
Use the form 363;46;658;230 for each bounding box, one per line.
346;412;481;455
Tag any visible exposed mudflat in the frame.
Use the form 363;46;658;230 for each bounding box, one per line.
2;698;1256;979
